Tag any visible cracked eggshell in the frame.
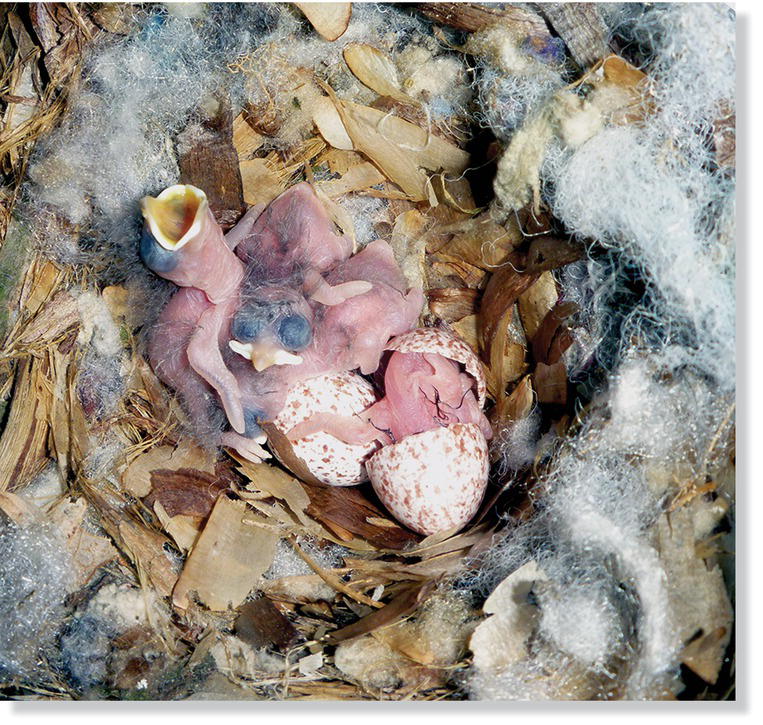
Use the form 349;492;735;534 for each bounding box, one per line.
366;423;489;535
270;372;378;486
386;327;487;407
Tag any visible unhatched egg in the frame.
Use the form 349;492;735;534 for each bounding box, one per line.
270;372;379;486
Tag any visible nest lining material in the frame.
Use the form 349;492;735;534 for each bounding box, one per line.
0;1;734;701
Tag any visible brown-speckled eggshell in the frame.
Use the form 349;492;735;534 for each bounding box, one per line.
366;423;489;535
385;327;486;407
271;371;378;486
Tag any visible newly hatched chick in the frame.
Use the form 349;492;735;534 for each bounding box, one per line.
140;185;243;303
143;182;425;460
311;239;425;375
233;182;371;306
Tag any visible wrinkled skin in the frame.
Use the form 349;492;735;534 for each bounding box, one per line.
235;183;353;278
285;348;492;446
313;240;425;375
144;182;425;458
140;190;244;303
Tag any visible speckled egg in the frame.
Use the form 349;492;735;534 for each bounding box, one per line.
386;326;487;407
270;371;379;486
366;422;489;535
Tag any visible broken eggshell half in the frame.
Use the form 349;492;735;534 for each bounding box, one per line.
269;371;379;486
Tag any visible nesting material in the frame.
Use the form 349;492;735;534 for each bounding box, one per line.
0;1;734;703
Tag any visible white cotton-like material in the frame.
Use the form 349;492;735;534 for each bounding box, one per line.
20;463;66;509
493;408;541;475
467;3;734;700
263;536;346;581
76;289;124;359
0;520;75;683
539;585;619;668
334;194;391;248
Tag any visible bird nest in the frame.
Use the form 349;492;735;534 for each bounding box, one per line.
0;2;735;701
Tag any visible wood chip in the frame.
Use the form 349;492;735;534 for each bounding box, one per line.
428;287;480;323
479;258;538;406
303;484;420;551
417;2;549;36
343;43;411;103
470;561;547;671
178;98;244;229
431;253;486;289
294;2;352;42
533;361;568;406
0;490;40;525
153;501;201;553
524;235;586;273
502;375;535;423
540;3;610;69
239;157;285;208
317;161;385;198
324;580;436;644
0;357;52;492
238;459;313;521
530;301;577;365
235;597;300;651
118;519;179;598
428;214;522;270
313;96;354;151
145;466;231;519
173;496;278;611
518;271;559;340
322;90;470;202
451;314;480;354
390;209;429;295
121;442;217;499
232;112;264;160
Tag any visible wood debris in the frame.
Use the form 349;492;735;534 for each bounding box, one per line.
0;2;734;703
294;3;352;42
317;90;470;202
173;495;278;611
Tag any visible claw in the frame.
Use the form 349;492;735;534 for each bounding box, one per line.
221;431;270;462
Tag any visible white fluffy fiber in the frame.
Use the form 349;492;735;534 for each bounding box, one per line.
468;3;735;700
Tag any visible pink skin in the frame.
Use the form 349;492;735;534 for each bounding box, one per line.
224;203;265;251
145;184;427;458
285;349;492;446
312;240;425;374
148;288;269;459
365;351;492;442
211;240;424;427
155;205;244;304
148;288;224;428
186;297;246;433
234;183;368;306
148;287;246;434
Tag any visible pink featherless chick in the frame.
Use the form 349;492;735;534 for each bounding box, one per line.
228;239;425;440
146;286;269;462
233;182;372;307
140;184;254;433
